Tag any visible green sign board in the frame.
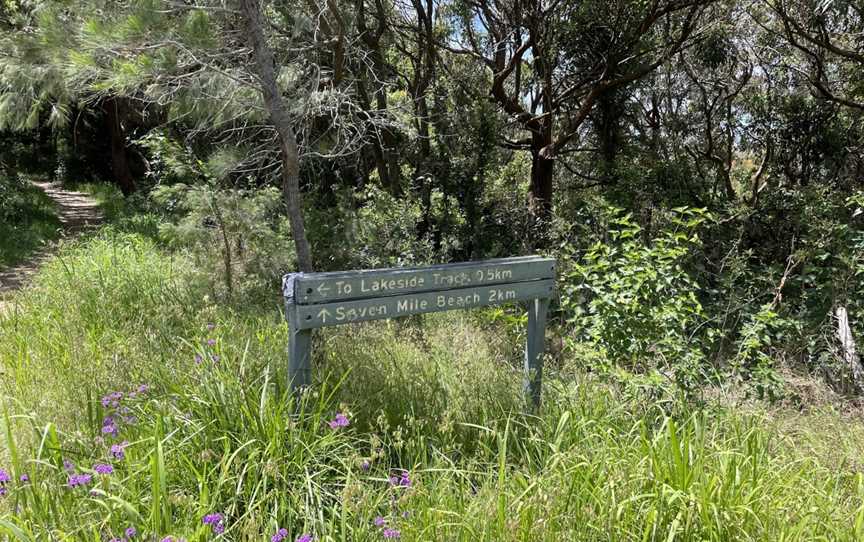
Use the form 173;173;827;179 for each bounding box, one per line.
293;256;556;304
283;255;555;407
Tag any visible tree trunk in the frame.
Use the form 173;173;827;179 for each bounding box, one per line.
836;305;864;393
102;98;136;196
529;133;554;246
240;0;313;272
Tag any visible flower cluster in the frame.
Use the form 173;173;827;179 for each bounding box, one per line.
101;385;148;439
0;468;10;496
372;516;401;539
272;530;313;542
195;323;220;364
370;469;415;538
328;412;350;429
203;512;225;534
110;441;129;460
271;528;289;542
94;463;114;475
388;471;411;488
67;473;93;488
108;526;137;542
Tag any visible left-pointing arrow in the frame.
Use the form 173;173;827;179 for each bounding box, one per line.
317;283;331;295
317;308;331;323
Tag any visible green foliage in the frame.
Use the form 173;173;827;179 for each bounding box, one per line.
2;235;864;540
152;183;295;302
561;207;711;392
0;174;60;268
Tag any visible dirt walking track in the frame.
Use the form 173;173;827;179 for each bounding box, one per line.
0;182;103;309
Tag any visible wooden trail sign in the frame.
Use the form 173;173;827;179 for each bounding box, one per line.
283;255;555;407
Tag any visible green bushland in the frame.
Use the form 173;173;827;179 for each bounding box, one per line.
0;176;61;268
1;231;863;541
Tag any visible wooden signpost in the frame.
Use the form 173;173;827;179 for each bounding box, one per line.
283;255;555;407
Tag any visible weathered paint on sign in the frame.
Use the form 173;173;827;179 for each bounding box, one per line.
294;279;554;329
292;255;555;304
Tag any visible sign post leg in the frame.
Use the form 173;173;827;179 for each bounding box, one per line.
284;273;312;393
288;312;312;392
524;297;550;410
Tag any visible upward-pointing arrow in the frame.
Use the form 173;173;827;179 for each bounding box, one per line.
317;308;331;323
317;283;331;295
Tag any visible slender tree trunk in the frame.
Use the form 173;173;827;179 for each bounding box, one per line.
102;98;136;196
240;0;313;272
529;132;554;245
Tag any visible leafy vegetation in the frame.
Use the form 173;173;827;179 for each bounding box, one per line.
1;232;864;541
0;174;60;268
2;0;864;539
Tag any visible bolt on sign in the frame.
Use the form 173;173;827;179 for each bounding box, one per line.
283;255;555;407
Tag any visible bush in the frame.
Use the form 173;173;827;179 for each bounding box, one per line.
152;183;295;303
560;207;711;392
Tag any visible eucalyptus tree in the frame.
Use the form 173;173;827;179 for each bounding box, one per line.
442;0;714;242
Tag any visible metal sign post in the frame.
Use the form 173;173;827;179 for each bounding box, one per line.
283;255;555;408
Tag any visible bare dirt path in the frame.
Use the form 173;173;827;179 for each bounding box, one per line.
0;181;103;307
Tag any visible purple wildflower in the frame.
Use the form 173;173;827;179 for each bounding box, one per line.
194;354;203;364
206;323;216;331
0;469;10;484
328;413;350;429
202;513;223;526
67;473;93;487
389;471;411;488
296;535;313;542
63;459;75;472
125;526;137;538
206;339;216;346
211;355;220;363
102;424;119;437
19;474;28;483
373;516;386;527
94;463;114;475
361;459;371;472
137;384;149;394
382;528;401;539
110;441;129;460
203;512;225;534
271;528;289;542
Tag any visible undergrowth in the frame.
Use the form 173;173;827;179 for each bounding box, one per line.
0;176;61;269
0;232;863;540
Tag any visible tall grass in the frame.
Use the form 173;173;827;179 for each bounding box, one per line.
1;231;863;540
0;179;61;268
